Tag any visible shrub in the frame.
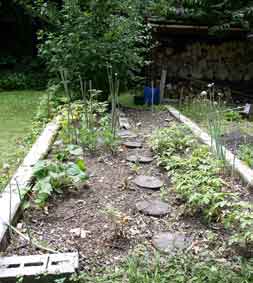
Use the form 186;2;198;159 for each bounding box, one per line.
0;72;48;91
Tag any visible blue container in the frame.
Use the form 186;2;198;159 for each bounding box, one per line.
144;87;160;105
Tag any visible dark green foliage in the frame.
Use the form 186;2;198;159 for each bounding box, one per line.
0;72;48;91
148;0;253;30
37;0;150;90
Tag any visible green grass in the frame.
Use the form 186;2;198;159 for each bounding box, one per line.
0;91;45;189
68;251;253;283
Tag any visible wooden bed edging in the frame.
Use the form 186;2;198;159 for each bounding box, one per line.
0;117;61;249
168;106;253;188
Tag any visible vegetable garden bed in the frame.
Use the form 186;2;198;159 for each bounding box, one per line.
1;102;252;281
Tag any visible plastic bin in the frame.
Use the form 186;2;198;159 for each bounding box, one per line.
144;87;160;105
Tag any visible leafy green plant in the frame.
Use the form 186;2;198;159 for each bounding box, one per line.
224;110;242;122
31;159;88;207
238;144;253;168
151;125;253;249
150;124;196;157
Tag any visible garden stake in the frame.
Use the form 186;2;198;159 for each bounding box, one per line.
151;80;154;114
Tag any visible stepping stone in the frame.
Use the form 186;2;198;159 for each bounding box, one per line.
136;199;169;216
123;141;142;148
118;130;137;139
133;175;163;189
119;117;130;129
126;154;153;163
152;232;191;254
165;117;174;123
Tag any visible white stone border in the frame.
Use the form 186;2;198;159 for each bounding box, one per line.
0;117;61;248
168;106;253;188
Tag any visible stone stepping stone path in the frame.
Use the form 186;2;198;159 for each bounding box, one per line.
136;199;169;217
123;141;142;149
126;154;153;164
118;130;137;139
133;175;163;190
152;232;191;254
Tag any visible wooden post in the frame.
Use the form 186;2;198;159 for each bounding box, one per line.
159;69;167;103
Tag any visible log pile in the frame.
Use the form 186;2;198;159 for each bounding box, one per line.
155;41;253;82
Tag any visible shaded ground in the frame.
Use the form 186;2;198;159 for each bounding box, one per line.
3;109;248;271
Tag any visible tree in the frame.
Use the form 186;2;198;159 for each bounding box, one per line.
148;0;253;31
22;0;150;90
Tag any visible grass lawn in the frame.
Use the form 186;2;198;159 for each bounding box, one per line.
0;91;45;189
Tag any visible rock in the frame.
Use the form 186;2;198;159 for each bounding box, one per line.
136;199;169;216
126;155;153;164
70;228;81;237
118;130;137;139
165;117;174;123
119;117;130;129
133;175;163;189
123;141;142;149
70;228;90;239
152;232;191;254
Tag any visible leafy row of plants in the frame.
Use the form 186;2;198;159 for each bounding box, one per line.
24;69;121;207
150;124;253;253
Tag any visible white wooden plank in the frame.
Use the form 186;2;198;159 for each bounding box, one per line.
168;106;253;187
0;118;60;247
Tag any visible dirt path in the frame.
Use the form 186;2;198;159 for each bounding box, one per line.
3;109;220;271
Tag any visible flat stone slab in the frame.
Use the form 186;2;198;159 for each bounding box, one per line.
136;199;169;216
152;232;191;254
126;154;153;163
133;175;163;189
123;141;142;148
118;130;137;139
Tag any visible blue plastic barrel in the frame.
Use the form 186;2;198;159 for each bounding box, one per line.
144;87;160;105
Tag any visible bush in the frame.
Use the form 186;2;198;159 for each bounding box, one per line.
0;72;48;91
38;0;150;91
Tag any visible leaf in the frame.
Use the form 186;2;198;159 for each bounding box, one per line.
32;160;49;178
67;144;83;156
76;159;86;172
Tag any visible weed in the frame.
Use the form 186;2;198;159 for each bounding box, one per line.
103;207;130;239
130;163;141;174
